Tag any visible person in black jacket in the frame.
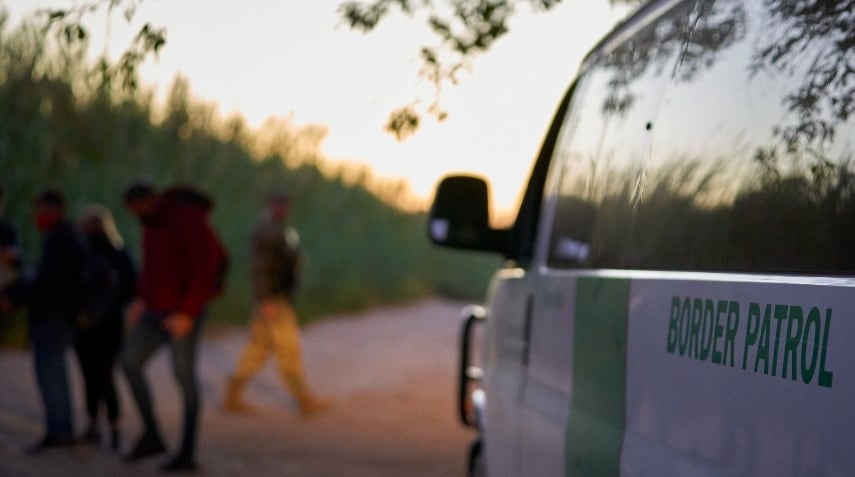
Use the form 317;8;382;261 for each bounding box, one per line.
74;204;137;451
13;189;85;452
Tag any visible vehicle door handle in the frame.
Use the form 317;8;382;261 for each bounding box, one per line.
522;295;534;367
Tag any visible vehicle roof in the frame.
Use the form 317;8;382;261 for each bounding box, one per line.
580;0;683;70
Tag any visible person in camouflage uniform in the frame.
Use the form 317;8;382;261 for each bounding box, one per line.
223;191;330;416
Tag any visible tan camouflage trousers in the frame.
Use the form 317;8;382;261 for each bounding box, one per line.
231;298;310;399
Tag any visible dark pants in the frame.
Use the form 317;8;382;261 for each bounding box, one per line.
74;315;123;423
121;310;203;459
29;317;77;439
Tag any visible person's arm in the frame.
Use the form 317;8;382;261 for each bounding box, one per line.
175;209;220;319
165;209;216;338
116;248;138;306
117;247;146;326
0;221;19;270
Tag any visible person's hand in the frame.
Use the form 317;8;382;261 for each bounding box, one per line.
164;312;194;339
0;294;12;313
125;299;144;326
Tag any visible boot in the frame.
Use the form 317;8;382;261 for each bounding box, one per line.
297;393;333;418
222;376;254;413
124;431;166;461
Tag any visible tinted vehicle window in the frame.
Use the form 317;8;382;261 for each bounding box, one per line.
546;0;855;274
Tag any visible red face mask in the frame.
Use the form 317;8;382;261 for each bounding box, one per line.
35;209;61;232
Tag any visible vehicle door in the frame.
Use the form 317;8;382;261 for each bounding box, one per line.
479;267;534;477
518;1;696;474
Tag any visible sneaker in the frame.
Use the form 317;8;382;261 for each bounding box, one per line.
222;378;254;414
160;454;199;473
25;434;76;454
222;393;256;414
125;432;167;461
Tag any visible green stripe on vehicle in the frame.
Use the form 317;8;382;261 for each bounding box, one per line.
566;277;630;477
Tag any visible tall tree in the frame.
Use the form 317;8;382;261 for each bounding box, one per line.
0;0;165;96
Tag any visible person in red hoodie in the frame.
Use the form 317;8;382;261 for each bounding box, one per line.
120;180;226;472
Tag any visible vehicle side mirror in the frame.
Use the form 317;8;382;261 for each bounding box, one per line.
428;175;508;254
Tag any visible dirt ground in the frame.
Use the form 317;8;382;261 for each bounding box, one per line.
0;299;476;476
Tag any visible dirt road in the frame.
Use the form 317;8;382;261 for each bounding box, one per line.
0;299;475;476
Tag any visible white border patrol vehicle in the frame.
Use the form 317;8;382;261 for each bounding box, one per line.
427;0;855;475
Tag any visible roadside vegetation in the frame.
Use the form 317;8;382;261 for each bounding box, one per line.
0;9;500;346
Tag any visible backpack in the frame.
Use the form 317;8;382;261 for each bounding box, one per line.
169;186;229;297
79;243;121;328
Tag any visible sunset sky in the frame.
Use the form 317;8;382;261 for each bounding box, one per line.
4;0;631;213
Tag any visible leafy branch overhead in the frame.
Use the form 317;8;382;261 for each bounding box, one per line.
338;0;638;139
39;0;165;94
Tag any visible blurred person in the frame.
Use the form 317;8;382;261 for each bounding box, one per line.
11;189;85;452
121;181;227;472
0;182;21;314
74;204;137;451
223;191;330;416
0;182;16;453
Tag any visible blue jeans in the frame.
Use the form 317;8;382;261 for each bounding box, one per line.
121;310;203;458
29;317;77;438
